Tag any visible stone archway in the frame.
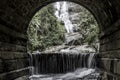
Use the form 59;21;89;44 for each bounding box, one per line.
0;0;120;80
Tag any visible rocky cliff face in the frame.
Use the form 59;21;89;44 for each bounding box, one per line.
65;2;99;52
67;2;94;32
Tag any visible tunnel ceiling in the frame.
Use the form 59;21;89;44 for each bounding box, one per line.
0;0;120;35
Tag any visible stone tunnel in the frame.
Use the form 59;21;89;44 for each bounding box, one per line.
0;0;120;80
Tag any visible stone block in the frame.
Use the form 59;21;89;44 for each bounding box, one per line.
101;38;120;52
0;59;3;73
4;60;17;72
98;51;120;58
3;58;30;72
114;59;120;75
97;58;111;71
16;59;30;69
0;67;30;80
1;52;29;60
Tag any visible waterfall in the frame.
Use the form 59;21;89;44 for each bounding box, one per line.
28;52;34;75
32;53;96;74
54;2;74;33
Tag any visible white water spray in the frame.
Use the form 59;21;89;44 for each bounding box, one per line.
88;53;95;68
54;2;74;33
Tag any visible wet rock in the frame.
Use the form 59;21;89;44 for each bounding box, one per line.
65;32;82;45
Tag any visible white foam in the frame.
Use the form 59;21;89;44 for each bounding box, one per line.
29;68;95;80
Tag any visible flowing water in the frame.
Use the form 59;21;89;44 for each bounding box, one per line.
32;53;96;74
55;2;74;33
29;68;99;80
29;53;101;80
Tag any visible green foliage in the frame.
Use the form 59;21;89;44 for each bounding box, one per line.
27;2;99;52
76;6;99;52
27;4;65;51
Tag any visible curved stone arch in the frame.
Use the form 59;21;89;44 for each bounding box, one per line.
25;0;108;34
1;0;120;79
4;0;118;35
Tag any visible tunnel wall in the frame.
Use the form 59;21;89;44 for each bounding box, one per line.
0;24;31;79
0;1;31;79
0;0;120;80
98;19;120;79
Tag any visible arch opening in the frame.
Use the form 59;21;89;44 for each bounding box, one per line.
27;1;99;53
28;1;101;80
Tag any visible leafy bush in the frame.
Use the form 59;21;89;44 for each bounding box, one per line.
27;4;65;51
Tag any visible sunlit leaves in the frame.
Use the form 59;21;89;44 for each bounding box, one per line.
27;4;65;51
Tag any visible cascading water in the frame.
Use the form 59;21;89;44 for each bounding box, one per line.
88;53;96;68
33;53;96;74
29;52;99;80
54;2;83;45
55;2;74;33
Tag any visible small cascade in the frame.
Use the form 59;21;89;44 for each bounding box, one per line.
88;53;96;68
28;52;34;75
33;53;40;74
32;53;96;74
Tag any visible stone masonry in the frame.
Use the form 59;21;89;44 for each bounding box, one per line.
0;0;120;80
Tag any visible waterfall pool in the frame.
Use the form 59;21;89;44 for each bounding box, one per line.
29;68;101;80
